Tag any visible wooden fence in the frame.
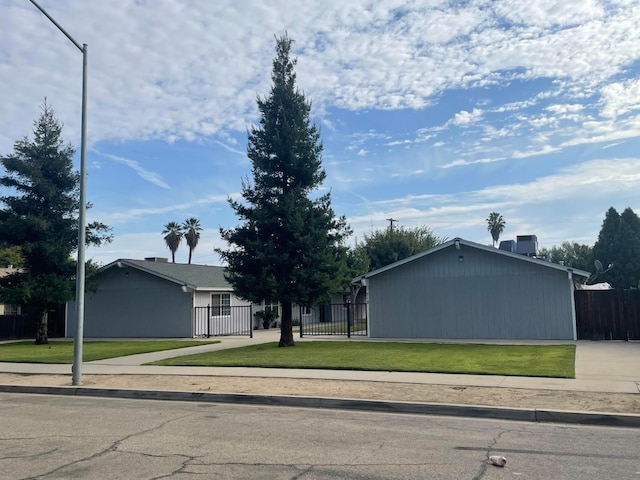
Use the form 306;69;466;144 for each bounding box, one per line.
574;290;640;340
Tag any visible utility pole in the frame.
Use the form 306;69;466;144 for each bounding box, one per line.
386;218;397;232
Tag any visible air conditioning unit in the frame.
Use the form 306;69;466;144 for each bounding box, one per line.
516;235;538;257
499;240;517;253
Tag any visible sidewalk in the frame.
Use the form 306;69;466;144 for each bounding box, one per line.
1;333;639;427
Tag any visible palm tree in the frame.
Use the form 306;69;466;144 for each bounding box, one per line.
182;217;202;264
162;221;183;263
486;212;506;247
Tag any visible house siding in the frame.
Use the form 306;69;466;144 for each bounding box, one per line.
193;291;251;308
67;266;192;338
368;245;575;340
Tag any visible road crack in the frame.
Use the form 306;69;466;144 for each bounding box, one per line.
471;427;512;480
25;412;199;480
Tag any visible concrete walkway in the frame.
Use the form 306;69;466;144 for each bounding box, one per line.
1;332;638;394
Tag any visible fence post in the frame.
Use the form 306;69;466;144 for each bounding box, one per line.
207;304;211;338
347;302;351;338
249;306;253;339
299;305;304;338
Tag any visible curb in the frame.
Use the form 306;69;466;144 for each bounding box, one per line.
1;384;639;428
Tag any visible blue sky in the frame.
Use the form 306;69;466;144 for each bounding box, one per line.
2;0;640;266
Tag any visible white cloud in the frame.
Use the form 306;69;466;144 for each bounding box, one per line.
95;193;232;226
94;151;170;189
347;157;640;247
600;78;640;118
441;157;506;169
492;0;604;28
451;108;483;126
546;103;584;114
2;0;639;153
4;1;640;263
212;140;245;156
512;145;562;159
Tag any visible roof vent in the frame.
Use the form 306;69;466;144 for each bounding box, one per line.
144;257;168;263
498;240;517;253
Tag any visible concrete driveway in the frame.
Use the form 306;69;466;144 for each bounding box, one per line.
575;340;640;383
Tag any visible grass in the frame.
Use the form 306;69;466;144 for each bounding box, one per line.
151;341;576;378
301;320;368;335
0;340;219;364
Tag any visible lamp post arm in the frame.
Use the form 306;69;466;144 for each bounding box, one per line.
28;0;84;52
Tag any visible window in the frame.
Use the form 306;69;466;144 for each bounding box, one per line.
211;293;231;316
4;305;20;316
302;306;311;316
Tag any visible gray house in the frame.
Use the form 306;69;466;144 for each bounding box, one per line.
0;267;20;316
353;238;590;341
66;258;252;338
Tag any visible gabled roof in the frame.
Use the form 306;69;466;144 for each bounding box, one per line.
102;259;231;291
355;237;591;282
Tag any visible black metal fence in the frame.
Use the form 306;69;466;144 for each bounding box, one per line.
194;305;253;338
0;315;35;340
0;306;66;341
299;303;367;337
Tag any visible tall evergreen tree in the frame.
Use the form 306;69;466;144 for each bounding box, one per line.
592;206;640;289
613;208;640;288
0;102;111;344
218;34;350;347
592;207;621;286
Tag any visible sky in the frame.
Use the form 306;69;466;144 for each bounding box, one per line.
1;0;640;267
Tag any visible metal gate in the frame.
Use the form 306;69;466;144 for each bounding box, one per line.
194;305;253;337
299;303;367;337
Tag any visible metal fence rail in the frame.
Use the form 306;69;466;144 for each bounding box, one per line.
0;315;34;340
0;308;65;340
299;303;367;337
194;305;253;338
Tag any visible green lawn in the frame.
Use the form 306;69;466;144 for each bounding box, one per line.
151;341;576;378
0;340;219;364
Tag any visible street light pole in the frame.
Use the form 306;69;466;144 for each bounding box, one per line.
28;0;88;385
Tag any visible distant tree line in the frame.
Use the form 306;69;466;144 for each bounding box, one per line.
351;225;446;273
540;206;640;289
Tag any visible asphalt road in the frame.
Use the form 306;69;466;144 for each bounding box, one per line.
1;393;638;479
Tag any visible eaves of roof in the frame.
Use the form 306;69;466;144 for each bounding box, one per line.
101;259;232;290
353;237;591;283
